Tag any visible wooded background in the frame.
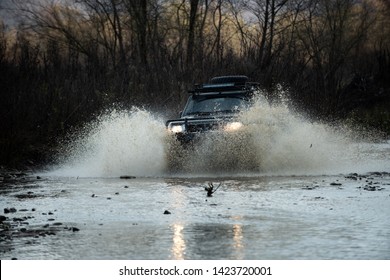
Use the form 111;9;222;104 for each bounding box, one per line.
1;0;389;167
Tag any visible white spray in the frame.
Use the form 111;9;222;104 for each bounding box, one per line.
49;92;389;177
50;108;167;177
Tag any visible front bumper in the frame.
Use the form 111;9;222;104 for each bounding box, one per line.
166;117;243;145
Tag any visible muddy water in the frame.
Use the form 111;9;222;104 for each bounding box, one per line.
1;101;390;259
1;171;389;260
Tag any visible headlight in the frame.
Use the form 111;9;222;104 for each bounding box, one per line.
168;124;185;133
224;121;243;132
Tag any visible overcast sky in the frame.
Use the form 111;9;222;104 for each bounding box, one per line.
0;0;16;25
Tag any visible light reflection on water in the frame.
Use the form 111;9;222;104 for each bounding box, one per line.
170;221;245;260
232;223;244;259
171;224;185;260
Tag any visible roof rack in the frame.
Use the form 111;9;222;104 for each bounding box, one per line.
210;75;248;85
188;78;259;95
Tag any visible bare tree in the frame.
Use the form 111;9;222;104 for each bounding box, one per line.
295;0;375;113
187;0;199;66
243;0;288;69
80;0;127;69
124;0;148;65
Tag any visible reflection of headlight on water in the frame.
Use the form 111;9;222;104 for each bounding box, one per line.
224;121;243;132
168;124;185;133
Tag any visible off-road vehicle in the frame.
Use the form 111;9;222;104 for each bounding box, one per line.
166;75;259;143
165;75;260;172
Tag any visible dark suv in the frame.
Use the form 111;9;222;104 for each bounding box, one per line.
166;75;259;144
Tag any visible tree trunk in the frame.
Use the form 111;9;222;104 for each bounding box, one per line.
187;0;199;67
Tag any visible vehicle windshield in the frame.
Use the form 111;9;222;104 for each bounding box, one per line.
182;96;250;116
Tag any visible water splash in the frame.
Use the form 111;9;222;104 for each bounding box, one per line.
239;96;352;174
167;94;390;176
49;108;167;177
48;93;389;178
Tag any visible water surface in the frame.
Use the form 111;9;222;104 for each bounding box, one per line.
1;171;389;259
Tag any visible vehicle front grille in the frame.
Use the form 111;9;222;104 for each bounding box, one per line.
186;122;221;133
